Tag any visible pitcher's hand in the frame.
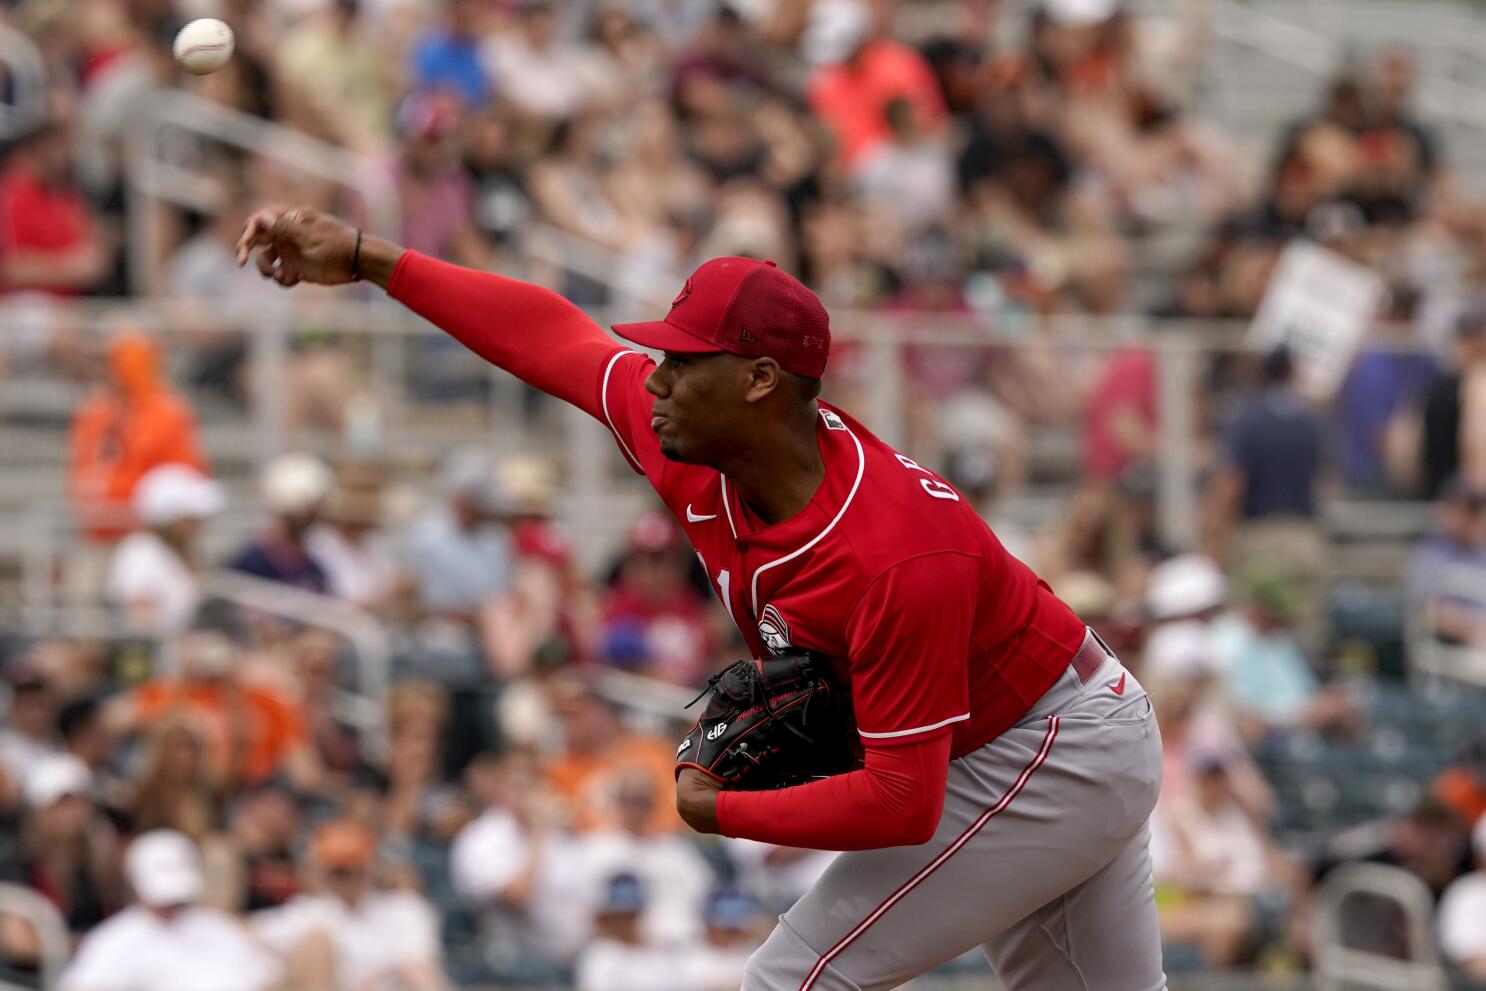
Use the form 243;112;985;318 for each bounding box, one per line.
235;206;358;287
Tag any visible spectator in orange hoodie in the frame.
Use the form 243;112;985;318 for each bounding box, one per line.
68;332;209;540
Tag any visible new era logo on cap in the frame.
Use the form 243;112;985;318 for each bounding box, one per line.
612;258;831;379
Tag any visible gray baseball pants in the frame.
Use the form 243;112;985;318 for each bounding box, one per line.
742;629;1166;990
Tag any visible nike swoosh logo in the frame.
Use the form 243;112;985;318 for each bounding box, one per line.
686;505;718;523
1107;673;1127;696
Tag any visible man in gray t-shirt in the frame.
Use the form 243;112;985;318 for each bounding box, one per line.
400;448;513;617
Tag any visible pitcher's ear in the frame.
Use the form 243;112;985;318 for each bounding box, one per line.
743;357;783;404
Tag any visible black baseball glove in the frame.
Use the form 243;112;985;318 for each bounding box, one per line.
675;651;860;790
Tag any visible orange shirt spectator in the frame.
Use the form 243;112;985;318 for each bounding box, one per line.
130;677;309;786
1437;765;1486;829
546;734;679;835
807;39;946;169
106;631;313;789
543;684;680;834
68;333;208;540
0;120;107;296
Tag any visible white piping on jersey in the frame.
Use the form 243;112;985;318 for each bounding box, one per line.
858;712;970;739
698;551;736;626
601;350;644;474
719;475;738;540
748;411;865;616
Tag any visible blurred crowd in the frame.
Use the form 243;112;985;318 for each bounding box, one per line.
1;442;813;990
3;0;1486;506
7;433;1486;986
5;0;1486;986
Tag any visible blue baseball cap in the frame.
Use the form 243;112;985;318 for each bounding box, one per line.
598;873;646;915
704;890;759;930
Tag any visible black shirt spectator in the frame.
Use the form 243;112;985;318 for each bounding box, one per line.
1422;371;1464;501
1421;311;1486;499
1220;349;1325;519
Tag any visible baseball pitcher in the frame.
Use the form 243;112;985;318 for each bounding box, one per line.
237;208;1165;991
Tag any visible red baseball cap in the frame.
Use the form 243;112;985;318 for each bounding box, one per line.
612;257;831;379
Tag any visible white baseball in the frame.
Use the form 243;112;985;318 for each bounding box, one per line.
173;19;235;76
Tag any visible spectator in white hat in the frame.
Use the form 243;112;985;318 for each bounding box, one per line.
1145;553;1228;628
1043;0;1119;27
1143;621;1273;817
1438;811;1486;983
306;473;402;610
105;464;225;638
229;453;335;595
58;830;281;991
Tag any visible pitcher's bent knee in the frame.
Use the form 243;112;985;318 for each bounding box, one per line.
743;917;867;991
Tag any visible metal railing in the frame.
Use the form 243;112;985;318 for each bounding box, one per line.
1404;564;1486;691
123;90;400;291
113;88;681;462
4;298;1451;581
201;571;393;761
121;91;405;467
119;91;679;303
15;498;393;759
1311;862;1448;991
0;23;47;140
1;300;1236;560
0;883;68;991
1205;0;1486;136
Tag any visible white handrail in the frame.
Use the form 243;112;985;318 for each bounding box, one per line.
592;667;695;722
200;571;392;760
116;91;682;309
0;293;1360;349
1311;862;1448;991
1403;563;1486;691
0;23;47;139
522;222;682;310
1206;0;1486;136
1205;0;1334;75
122;90;400;297
0;882;69;991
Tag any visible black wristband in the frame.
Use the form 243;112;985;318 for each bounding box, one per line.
351;228;363;282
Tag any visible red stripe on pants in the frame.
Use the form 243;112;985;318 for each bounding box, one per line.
798;716;1061;990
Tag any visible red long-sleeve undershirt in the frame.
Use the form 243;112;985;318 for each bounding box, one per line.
387;250;620;419
717;732;951;850
384;251;956;851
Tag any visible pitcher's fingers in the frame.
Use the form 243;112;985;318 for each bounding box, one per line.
271;207;305;244
274;257;302;287
236;209;282;265
255;243;282;280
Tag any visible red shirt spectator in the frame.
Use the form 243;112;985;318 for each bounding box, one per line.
600;512;716;688
1082;347;1157;481
0;121;106;296
807;39;946;169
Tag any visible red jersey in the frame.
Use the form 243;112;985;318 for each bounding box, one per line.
596;349;1086;755
0;163;96;295
388;251;1090;848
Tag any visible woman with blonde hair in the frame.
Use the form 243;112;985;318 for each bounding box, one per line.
126;718;223;843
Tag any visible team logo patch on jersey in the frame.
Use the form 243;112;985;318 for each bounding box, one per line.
758;604;792;654
820;409;846;431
